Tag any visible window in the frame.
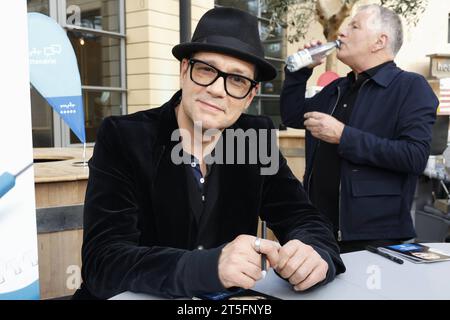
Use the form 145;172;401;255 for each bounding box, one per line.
27;0;126;147
215;0;286;128
27;1;54;147
27;0;49;15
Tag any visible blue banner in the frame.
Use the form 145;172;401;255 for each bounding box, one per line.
27;13;86;143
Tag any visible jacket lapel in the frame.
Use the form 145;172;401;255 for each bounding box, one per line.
150;90;200;248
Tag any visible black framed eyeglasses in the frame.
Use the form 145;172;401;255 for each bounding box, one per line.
188;58;258;99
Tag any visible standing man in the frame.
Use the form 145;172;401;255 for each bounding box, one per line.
280;4;439;253
73;7;344;300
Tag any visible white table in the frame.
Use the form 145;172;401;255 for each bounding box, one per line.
111;243;450;300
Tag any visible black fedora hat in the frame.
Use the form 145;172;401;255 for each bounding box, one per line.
172;7;276;81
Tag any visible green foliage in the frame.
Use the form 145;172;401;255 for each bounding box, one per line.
264;0;316;43
380;0;428;26
265;0;428;43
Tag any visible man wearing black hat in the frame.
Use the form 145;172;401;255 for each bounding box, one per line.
74;7;344;300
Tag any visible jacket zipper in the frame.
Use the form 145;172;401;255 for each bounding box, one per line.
307;87;341;196
336;78;370;242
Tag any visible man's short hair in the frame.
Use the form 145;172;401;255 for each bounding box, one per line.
358;4;404;56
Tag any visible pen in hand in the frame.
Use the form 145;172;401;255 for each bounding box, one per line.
366;245;404;264
261;221;267;278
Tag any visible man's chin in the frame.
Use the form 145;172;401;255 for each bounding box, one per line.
336;54;349;65
192;117;226;131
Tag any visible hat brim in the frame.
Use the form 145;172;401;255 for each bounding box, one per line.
172;43;277;82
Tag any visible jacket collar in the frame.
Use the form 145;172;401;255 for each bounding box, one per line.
154;90;182;148
336;61;401;91
369;61;401;88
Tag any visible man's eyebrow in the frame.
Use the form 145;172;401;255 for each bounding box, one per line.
228;68;251;76
200;59;252;77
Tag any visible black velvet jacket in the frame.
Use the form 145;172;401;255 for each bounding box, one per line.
75;90;345;299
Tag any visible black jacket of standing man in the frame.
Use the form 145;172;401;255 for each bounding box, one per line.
280;4;438;252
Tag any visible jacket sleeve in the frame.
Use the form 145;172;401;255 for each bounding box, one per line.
259;118;346;286
280;67;316;128
338;76;438;175
81;117;226;299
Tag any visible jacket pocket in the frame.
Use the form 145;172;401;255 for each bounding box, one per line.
349;179;402;230
352;180;402;197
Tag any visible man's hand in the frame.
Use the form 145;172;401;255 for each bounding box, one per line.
301;40;326;69
218;235;280;289
304;112;345;144
276;240;329;291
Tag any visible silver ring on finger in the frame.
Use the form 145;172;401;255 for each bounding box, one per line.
254;237;261;254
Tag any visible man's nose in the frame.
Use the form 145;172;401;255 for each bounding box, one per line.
338;28;347;38
206;76;227;97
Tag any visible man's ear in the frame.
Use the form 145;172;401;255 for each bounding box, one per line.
244;84;259;109
180;58;189;88
373;33;388;52
252;83;259;98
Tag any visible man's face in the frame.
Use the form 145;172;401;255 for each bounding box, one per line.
337;9;380;66
179;51;258;130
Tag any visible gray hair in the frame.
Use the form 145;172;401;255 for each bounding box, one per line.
358;4;404;56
